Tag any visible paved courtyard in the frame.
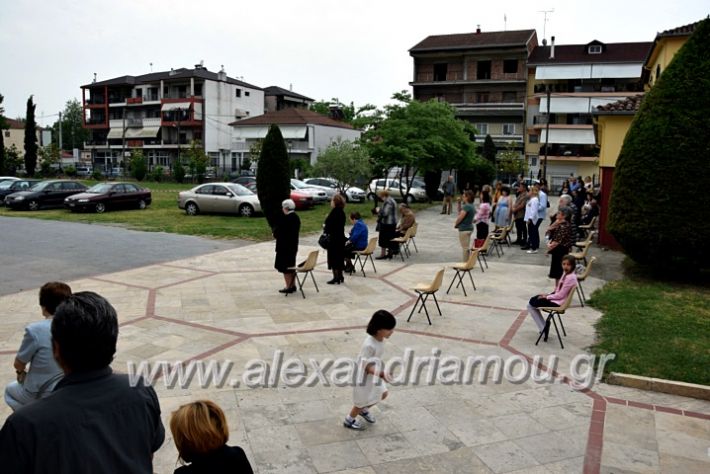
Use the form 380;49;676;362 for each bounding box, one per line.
1;206;708;473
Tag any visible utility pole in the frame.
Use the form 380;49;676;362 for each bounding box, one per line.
542;85;551;182
176;107;181;166
58;111;63;151
119;105;126;177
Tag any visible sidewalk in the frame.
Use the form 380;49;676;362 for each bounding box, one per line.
1;205;708;474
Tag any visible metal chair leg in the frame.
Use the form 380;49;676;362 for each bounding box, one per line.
477;253;485;273
411;237;418;253
310;271;319;293
576;285;584;307
468;270;476;291
297;273;306;299
432;292;442;315
551;313;564;349
556;312;566;336
446;272;458;294
407;294;423;321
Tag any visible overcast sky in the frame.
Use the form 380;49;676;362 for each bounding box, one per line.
1;0;707;126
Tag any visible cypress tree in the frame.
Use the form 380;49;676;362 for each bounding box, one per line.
256;124;291;229
0;93;6;174
24;95;38;176
481;134;497;164
608;18;710;270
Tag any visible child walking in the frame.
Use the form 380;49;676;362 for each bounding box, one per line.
344;309;396;430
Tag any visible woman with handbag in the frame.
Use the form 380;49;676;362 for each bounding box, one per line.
324;194;347;284
374;190;397;260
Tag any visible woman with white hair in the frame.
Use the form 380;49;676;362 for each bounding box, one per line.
274;199;301;294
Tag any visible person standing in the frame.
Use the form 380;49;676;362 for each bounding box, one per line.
324;194;346;284
375;190;397;259
441;175;455;215
4;282;71;411
473;190;492;248
274;199;301;294
454;190;475;261
494;186;513;228
522;186;541;253
512;183;529;245
545;208;575;283
0;292;165;473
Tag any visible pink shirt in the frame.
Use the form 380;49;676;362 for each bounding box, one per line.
475;203;491;222
547;271;578;305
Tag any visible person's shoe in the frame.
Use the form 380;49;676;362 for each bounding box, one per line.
359;410;376;423
344;264;355;274
279;287;296;294
526;249;538;254
343;417;364;430
520;246;530;250
375;255;388;260
543;322;551;342
326;278;339;285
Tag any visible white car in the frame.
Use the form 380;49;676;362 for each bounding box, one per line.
367;178;428;204
303;177;366;202
178;182;261;217
290;179;328;203
0;176;20;184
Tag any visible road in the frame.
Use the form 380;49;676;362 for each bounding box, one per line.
0;216;249;296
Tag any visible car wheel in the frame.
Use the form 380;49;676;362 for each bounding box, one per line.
95;202;106;214
239;203;254;217
185;202;199;216
27;200;39;211
405;194;415;204
137;199;147;210
367;193;377;201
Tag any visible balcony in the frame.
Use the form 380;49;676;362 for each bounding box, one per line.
126;97;143;105
84;140;108;148
86;96;106;105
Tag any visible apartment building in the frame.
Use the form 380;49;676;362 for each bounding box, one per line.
525;38;651;190
81;65;264;173
263;86;314;113
409;28;538;158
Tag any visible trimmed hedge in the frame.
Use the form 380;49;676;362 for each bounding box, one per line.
608;18;710;270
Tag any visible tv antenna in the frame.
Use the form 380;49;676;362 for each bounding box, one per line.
149;62;153;72
504;14;507;31
537;9;554;41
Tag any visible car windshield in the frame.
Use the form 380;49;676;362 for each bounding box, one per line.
87;184;114;194
227;183;254;196
290;179;309;189
0;181;14;189
29;181;51;191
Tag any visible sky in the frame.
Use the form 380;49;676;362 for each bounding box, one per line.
1;0;707;126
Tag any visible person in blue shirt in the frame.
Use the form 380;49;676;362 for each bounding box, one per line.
344;211;368;273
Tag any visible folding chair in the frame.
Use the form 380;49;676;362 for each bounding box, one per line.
578;216;598;237
288;250;319;299
490;226;509;256
575;256;596;307
574;231;597;251
352;237;378;277
473;234;493;272
409;222;419;253
391;227;414;261
570;239;592;265
446;249;479;296
505;220;515;246
407;268;445;325
535;289;575;349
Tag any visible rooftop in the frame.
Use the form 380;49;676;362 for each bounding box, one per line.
657;20;700;38
595;94;645;115
263;86;314;102
410;29;536;53
528;41;652;65
229;108;354;129
83;67;262;90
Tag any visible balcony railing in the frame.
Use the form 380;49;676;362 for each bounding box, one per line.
415;72;464;82
85;118;107;125
86;97;106;105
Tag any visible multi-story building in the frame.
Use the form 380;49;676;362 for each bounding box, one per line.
263;86;314;113
2;118;47;157
525;38;651;190
81;65;264;173
409;28;537;158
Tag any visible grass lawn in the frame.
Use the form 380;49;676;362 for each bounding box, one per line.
588;275;710;386
0;180;435;241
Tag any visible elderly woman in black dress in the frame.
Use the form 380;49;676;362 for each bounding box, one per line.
274;199;301;294
545;206;575;284
324;194;346;284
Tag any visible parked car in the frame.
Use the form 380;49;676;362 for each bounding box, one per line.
290;179;327;203
411;177;444;200
0;176;20;184
289;189;315;210
5;180;88;211
300;178;337;200
367;178;428;204
64;182;152;213
303;177;366;202
0;179;41;202
75;165;93;177
178;182;262;217
232;176;257;192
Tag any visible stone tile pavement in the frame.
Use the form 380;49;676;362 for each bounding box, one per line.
1;204;708;473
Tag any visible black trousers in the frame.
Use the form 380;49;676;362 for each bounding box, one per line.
514;217;527;243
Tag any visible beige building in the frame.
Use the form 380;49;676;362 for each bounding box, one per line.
2;118;44;156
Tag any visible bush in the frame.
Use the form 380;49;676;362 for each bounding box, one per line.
173;159;186;183
290;158;311;179
64;165;77;177
130;150;147;181
150;166;164;182
608;19;710;271
256;125;291;229
91;169;104;181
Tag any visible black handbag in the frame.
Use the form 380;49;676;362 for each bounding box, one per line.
318;233;330;249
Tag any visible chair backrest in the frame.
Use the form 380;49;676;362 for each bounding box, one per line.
558;283;577;311
480;234;493;252
577;256;596;281
461;249;479;270
362;237;377;254
589;216;598;228
497;227;509;240
299;250;319;271
402;226;415;240
410;222;418;238
430;267;446;293
507;219;515;232
578;241;592;258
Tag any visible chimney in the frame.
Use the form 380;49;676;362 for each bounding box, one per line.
169;67;177;76
550;36;556;59
92;73;97;83
218;65;227;82
289;83;293;91
476;24;481;34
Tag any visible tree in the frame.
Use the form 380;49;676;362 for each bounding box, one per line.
172;155;186;183
481;134;497;164
311;139;372;193
310;100;383;131
257;125;291;230
186;140;209;183
24;96;38;176
38;144;60;176
608;18;710;270
497;142;528;180
52;99;90;150
0;93;6;174
4;145;22;175
130;150;147;181
458;156;496;191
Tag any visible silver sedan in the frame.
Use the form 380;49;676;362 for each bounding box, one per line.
178;182;261;217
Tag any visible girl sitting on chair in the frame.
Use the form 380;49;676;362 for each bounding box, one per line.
527;254;578;340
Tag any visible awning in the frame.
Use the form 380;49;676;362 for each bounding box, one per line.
590;64;642;79
231;125;308;140
161;102;191;111
281;126;307;139
107;128;124;139
536;63;643;80
540;128;596;145
540;97;622;114
232;126;269;139
125;127;160;138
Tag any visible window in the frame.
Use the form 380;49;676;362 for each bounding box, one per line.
231;153;238;171
476;92;490;103
477;60;491;79
503;59;518;74
178;85;187;98
655;64;661;81
4;131;9;138
124;184;139;192
529;155;538;167
212;185;229;196
235;88;242;98
588;45;602;54
502;91;517;102
196;185;214;195
474;123;488;135
245;91;250;97
503;124;516;135
433;63;448;81
529;134;539;144
194;84;202;96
